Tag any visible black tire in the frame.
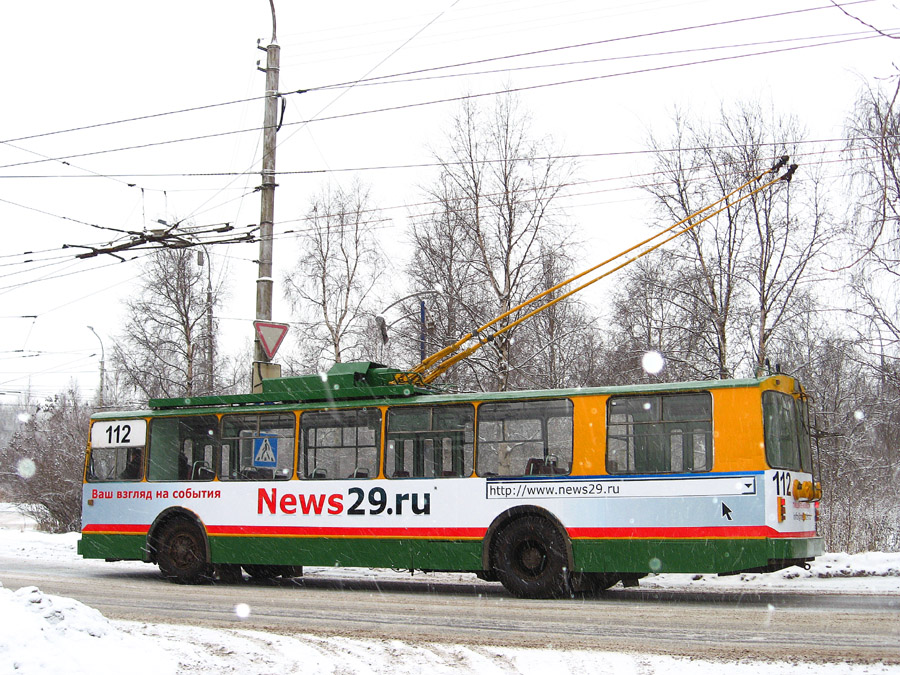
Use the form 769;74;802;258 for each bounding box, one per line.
243;564;301;580
574;572;618;595
280;565;303;578
214;564;244;584
243;564;280;580
492;516;571;599
157;519;209;584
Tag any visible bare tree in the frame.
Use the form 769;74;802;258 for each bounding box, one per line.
607;255;712;383
405;172;486;387
846;75;900;255
511;244;604;389
774;308;900;553
113;247;225;400
407;95;577;391
845;76;900;387
639;103;831;378
283;180;385;372
0;386;91;532
642;110;744;378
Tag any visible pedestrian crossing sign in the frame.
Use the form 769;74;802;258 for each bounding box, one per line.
253;435;278;468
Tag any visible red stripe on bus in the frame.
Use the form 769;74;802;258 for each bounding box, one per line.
765;529;818;538
206;525;487;539
82;522;817;540
82;523;150;534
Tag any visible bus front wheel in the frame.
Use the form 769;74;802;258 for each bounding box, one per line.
157;520;209;584
492;516;571;599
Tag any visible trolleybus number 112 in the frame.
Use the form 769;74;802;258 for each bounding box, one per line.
772;470;792;496
105;424;132;446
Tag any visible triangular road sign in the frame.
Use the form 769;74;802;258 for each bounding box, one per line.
254;321;290;360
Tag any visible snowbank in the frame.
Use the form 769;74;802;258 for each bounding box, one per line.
0;584;177;675
1;581;897;675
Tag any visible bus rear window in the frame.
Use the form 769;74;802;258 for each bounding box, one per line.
763;391;812;472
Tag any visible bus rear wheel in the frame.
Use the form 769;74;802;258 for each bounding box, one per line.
157;520;209;584
493;516;571;599
243;565;301;580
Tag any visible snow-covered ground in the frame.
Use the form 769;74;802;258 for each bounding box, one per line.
1;504;898;675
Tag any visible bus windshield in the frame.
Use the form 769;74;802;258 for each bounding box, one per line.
762;391;812;473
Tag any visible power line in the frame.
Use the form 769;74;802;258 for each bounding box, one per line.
0;133;866;180
0;4;882;172
0;94;277;147
0;136;865;280
310;28;892;91
0;252;149;295
0;196;141;237
0;0;793;148
307;1;878;91
24;142;859;251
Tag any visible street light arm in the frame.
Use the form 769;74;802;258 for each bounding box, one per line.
379;290;440;315
87;326;104;361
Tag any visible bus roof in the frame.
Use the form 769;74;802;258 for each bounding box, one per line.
91;361;795;420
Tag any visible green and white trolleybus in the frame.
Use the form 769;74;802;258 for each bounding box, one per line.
79;361;823;598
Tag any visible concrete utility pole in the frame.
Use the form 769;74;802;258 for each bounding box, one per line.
254;0;280;366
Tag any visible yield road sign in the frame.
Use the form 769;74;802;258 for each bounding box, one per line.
254;321;289;360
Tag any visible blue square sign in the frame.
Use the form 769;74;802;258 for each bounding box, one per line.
253;435;278;468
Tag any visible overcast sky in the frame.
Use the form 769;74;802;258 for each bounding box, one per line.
1;0;897;405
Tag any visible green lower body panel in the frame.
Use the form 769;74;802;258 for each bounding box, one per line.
79;533;147;561
767;535;825;561
571;536;825;574
79;531;824;576
79;532;482;571
209;536;483;570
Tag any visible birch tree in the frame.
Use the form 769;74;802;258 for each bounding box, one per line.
283;180;385;371
407;95;581;391
113;247;224;400
635;103;831;378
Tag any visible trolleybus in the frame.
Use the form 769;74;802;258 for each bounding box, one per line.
79;360;822;598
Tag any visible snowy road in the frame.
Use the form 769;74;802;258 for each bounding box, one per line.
1;549;898;664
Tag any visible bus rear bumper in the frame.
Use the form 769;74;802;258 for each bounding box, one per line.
763;534;825;568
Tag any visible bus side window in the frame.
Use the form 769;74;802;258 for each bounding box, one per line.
606;393;712;475
475;399;573;477
386;405;474;478
147;415;218;482
300;409;381;479
219;413;295;481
